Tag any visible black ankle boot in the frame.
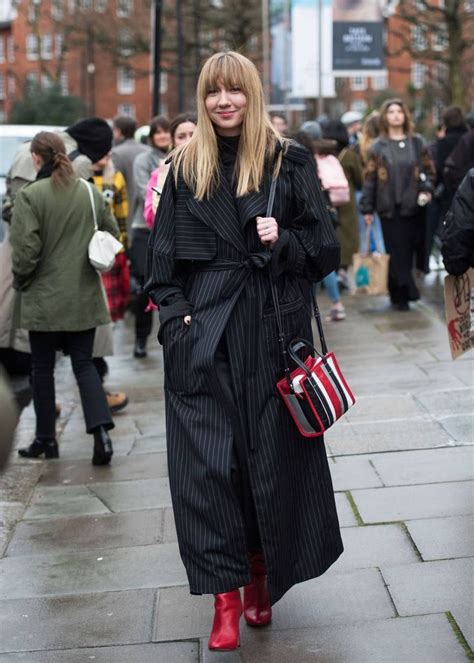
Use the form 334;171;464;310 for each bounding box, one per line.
134;338;147;358
18;438;59;459
92;426;113;466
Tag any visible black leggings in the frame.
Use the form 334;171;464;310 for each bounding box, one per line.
29;329;114;440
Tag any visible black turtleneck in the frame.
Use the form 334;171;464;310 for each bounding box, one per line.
217;134;240;188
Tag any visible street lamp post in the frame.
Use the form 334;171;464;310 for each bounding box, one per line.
176;0;184;112
152;0;162;116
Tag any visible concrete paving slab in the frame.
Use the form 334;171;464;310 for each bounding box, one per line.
439;414;474;443
23;485;110;520
0;542;186;600
331;524;419;572
335;492;358;527
53;434;136;461
451;604;474;650
0;643;199;663
406;515;474;561
381;558;474;619
329;456;382;491
130;434;167;455
416;387;474;416
153;569;394;641
369;446;474;486
352;481;474;523
162;507;177;542
39;452;169;486
0;503;25;557
0;463;43;504
88;477;172;512
0;589;155;653
199;614;466;663
326;418;451;455
6;509;164;556
343;394;425;423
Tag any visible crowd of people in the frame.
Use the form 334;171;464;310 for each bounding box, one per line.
0;49;473;652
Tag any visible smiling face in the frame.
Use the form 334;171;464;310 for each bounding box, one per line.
204;81;247;137
173;121;196;148
152;127;172;151
385;103;405;129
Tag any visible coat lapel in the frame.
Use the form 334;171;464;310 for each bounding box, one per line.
234;187;268;230
185;165;248;255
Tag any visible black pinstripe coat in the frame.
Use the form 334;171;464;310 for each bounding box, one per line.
145;142;344;604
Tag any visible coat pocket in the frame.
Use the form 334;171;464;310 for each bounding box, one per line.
161;317;193;393
263;299;311;370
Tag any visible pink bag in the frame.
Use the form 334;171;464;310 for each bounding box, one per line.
316;154;350;207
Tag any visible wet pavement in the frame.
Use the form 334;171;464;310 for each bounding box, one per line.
0;277;473;662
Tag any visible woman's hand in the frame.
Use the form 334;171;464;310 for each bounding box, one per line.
364;214;374;226
184;315;192;326
256;216;279;248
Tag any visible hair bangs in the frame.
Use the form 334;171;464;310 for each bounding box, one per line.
201;54;247;96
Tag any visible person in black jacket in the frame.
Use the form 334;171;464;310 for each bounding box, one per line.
444;129;474;193
435;106;467;217
441;168;474;276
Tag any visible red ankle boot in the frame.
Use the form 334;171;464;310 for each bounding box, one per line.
208;589;243;651
244;552;272;626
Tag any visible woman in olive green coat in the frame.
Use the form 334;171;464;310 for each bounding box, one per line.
322;120;363;268
10;131;120;465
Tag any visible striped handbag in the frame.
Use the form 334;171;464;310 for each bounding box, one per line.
266;173;355;438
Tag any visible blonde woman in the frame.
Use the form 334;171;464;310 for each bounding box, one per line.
145;52;342;651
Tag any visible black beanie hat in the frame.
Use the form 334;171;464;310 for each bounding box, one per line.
66;117;113;163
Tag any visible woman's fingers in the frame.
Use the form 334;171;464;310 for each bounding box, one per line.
184;316;192;325
256;216;278;245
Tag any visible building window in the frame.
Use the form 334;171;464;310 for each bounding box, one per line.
27;3;36;22
117;66;134;94
79;0;92;9
411;62;427;90
350;76;367;91
52;0;64;18
41;73;54;89
432;30;447;51
414;0;426;9
371;72;387;90
7;36;15;62
351;99;367;114
118;103;135;117
68;0;76;11
26;71;39;90
0;37;4;64
41;33;53;59
117;0;132;17
55;33;64;57
118;28;133;56
26;33;39;60
60;71;69;94
0;73;5;100
411;25;427;51
8;74;16;95
95;0;107;10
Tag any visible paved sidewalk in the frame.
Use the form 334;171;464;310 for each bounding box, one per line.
0;287;473;662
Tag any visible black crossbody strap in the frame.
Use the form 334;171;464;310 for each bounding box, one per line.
266;172;329;387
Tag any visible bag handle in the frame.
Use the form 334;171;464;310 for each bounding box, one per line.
266;175;329;391
81;178;98;231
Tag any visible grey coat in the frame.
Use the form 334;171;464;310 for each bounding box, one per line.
112;138;150;232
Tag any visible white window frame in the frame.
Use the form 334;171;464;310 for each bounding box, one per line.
117;66;134;94
7;36;15;63
95;0;107;11
60;71;69;94
55;33;64;57
41;33;53;60
411;62;427;90
350;76;367;91
116;0;132;17
411;25;427;51
351;99;367;113
26;33;39;61
371;72;388;90
0;37;4;64
118;103;135;117
52;0;64;19
8;74;16;95
41;73;53;89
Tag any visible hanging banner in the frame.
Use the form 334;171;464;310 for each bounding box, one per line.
333;0;384;73
292;0;335;98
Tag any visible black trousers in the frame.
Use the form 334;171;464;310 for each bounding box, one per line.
215;340;261;553
381;208;421;305
29;329;114;440
130;228;153;341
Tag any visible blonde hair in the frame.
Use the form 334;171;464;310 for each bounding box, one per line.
173;51;285;200
358;111;380;165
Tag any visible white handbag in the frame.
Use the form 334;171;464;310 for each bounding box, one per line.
82;178;122;273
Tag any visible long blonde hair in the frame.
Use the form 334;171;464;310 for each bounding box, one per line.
174;51;285;200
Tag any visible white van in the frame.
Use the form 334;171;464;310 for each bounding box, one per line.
0;124;64;240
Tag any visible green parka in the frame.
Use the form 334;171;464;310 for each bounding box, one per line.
10;176;119;332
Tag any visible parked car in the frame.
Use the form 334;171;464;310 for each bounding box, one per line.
0;124;64;240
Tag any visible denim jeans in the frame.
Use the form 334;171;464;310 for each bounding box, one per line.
321;271;340;304
355;190;386;253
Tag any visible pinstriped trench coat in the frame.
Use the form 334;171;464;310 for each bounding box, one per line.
145;142;344;604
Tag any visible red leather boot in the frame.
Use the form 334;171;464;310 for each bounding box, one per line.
243;552;272;626
208;589;243;651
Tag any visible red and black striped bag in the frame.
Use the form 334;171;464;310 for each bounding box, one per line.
266;171;355;438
